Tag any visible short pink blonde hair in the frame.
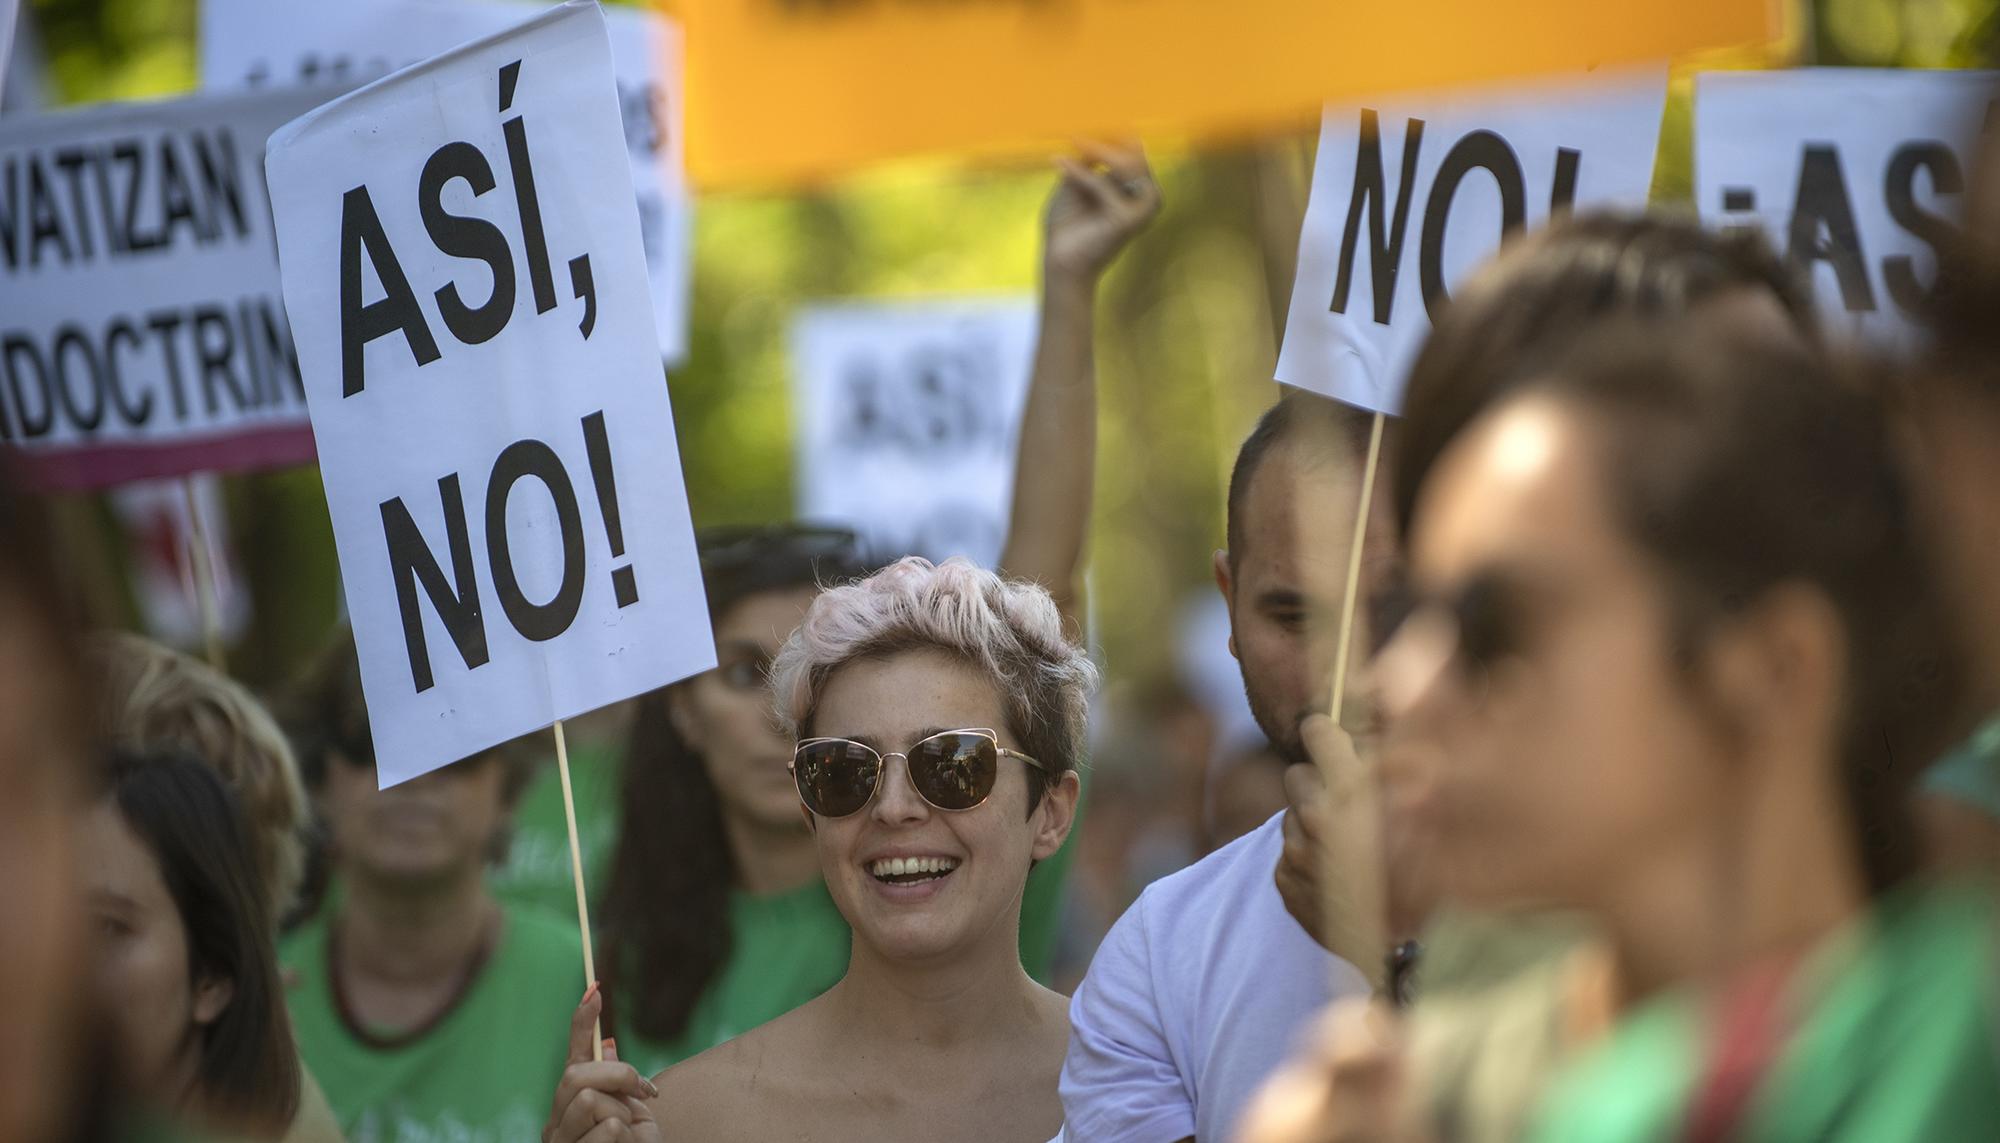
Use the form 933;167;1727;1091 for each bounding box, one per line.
770;557;1097;791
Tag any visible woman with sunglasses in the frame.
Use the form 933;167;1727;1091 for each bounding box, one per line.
545;557;1090;1143
574;145;1159;1082
588;525;868;1082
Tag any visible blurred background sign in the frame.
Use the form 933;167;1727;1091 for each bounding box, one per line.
202;0;694;363
0;86;329;490
671;0;1770;188
1277;70;1668;412
789;297;1037;567
1695;67;1996;348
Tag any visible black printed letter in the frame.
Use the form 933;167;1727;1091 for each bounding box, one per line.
1330;110;1424;325
1419;131;1526;320
1883;141;1963;316
419;141;516;346
380;474;489;693
1787;146;1875;314
340;185;440;398
484;439;585;642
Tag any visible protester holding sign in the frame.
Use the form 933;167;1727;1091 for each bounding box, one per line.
546;556;1089;1143
280;633;582;1143
1059;390;1382;1143
594;525;872;1079
1240;211;1823;1143
584;144;1156;1077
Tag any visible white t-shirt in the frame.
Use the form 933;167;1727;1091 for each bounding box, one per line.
1061;811;1370;1143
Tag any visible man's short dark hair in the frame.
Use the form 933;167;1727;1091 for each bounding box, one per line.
1224;390;1374;571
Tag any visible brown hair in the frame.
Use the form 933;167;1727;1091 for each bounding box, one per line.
1393;211;1813;538
86;633;310;924
97;746;302;1135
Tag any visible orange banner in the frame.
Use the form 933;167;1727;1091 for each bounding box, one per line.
670;0;1774;189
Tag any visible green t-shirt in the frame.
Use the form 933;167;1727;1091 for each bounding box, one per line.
280;901;583;1143
614;878;852;1079
1923;710;2000;822
494;738;621;920
1528;882;2000;1142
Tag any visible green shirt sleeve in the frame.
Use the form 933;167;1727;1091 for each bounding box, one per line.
1921;712;2000;821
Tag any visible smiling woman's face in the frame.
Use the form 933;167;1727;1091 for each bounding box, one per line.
804;647;1076;965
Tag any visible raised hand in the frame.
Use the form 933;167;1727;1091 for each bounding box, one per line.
1043;141;1161;284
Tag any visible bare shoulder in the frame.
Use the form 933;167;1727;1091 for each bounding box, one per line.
646;1005;822;1141
1026;981;1074;1080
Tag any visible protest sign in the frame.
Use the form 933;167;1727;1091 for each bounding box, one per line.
791;298;1036;567
1276;71;1667;414
265;0;712;788
0;87;332;489
674;0;1757;188
205;0;692;363
1695;68;1995;348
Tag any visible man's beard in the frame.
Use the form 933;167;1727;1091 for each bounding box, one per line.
1242;677;1309;767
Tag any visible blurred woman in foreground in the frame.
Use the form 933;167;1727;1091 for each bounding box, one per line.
1247;322;1993;1141
0;467;102;1143
546;558;1092;1143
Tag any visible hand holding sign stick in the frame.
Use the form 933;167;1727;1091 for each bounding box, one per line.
266;0;715;1073
1275;75;1669;998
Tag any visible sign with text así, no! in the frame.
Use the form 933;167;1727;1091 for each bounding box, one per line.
1276;71;1667;415
266;1;713;787
202;0;693;365
1695;69;1996;350
0;87;333;490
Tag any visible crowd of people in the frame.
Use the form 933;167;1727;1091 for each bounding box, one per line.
3;89;1999;1143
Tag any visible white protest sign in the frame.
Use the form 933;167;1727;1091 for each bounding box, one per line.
791;298;1037;567
1277;71;1667;413
203;0;691;363
0;87;333;489
266;0;712;787
1695;68;1994;349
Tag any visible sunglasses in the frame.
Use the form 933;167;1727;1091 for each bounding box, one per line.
791;728;1048;818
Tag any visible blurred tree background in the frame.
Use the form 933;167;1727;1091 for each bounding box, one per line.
11;0;1997;701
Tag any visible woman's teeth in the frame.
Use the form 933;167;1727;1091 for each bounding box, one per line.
869;856;961;883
